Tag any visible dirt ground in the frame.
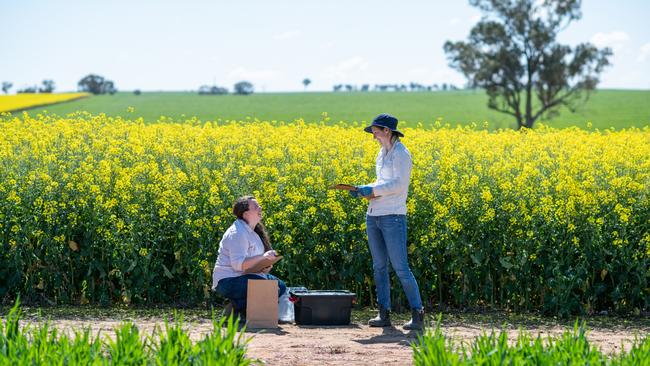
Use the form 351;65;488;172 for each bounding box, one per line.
26;315;650;366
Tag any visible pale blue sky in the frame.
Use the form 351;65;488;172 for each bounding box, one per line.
2;0;649;92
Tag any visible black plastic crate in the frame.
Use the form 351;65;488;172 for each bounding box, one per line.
290;290;356;325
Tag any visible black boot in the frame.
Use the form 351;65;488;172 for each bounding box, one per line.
403;308;425;331
368;307;391;327
221;300;233;318
234;307;247;323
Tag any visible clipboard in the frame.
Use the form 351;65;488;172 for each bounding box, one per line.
330;183;380;198
244;255;283;274
329;184;357;191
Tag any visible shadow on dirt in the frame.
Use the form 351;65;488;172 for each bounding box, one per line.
353;325;419;346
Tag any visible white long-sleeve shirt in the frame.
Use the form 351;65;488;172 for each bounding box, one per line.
212;219;265;289
367;141;412;216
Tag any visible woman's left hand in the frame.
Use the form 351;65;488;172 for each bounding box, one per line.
263;250;277;258
261;265;273;274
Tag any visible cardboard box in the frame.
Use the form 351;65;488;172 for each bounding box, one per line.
246;279;278;328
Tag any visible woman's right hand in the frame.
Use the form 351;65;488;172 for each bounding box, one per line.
357;186;373;197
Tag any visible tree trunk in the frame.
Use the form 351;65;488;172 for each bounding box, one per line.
525;80;533;128
516;117;524;130
525;117;535;128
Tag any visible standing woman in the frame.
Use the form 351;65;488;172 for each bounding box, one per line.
212;196;286;322
350;113;424;330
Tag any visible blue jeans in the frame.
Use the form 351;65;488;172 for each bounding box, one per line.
366;214;423;311
216;274;286;311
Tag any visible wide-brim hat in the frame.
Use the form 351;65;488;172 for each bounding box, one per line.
364;113;404;137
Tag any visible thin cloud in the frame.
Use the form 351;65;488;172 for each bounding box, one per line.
274;30;301;40
636;42;650;62
409;67;429;74
590;31;629;50
321;56;370;82
321;41;335;49
227;67;280;81
407;67;465;85
339;57;368;71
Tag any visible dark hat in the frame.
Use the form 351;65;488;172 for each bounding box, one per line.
364;113;404;137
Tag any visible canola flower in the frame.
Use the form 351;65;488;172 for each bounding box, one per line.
0;93;89;113
0;112;648;315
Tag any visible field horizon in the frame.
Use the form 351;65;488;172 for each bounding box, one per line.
12;89;650;130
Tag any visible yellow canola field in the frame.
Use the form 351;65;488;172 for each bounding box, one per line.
0;93;89;113
0;113;648;310
1;114;648;253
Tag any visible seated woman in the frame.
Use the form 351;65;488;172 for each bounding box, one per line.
212;195;286;321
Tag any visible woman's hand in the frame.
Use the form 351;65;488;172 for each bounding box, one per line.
357;186;373;197
350;186;377;200
357;185;378;200
261;265;273;274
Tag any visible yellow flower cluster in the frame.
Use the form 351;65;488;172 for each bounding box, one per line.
0;93;89;113
0;113;648;312
409;125;650;245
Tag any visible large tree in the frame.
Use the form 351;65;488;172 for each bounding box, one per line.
39;79;55;93
1;82;12;94
233;81;254;95
78;74;117;95
444;0;612;129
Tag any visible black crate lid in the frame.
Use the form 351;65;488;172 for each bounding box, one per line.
290;290;356;297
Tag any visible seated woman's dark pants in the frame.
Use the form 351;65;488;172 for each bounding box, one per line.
216;274;287;311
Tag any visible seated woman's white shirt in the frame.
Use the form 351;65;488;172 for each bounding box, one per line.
212;219;265;289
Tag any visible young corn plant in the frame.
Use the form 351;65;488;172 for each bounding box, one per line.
0;299;103;365
0;299;29;363
150;312;195;365
1;300;254;365
105;322;148;365
58;328;103;366
612;335;650;366
412;316;463;366
192;313;252;366
412;319;649;365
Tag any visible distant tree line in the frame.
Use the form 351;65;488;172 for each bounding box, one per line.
2;74;119;95
332;82;461;92
198;85;228;95
197;81;254;95
1;80;56;94
4;76;463;96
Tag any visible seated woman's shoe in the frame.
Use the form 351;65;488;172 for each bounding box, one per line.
221;301;233;318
